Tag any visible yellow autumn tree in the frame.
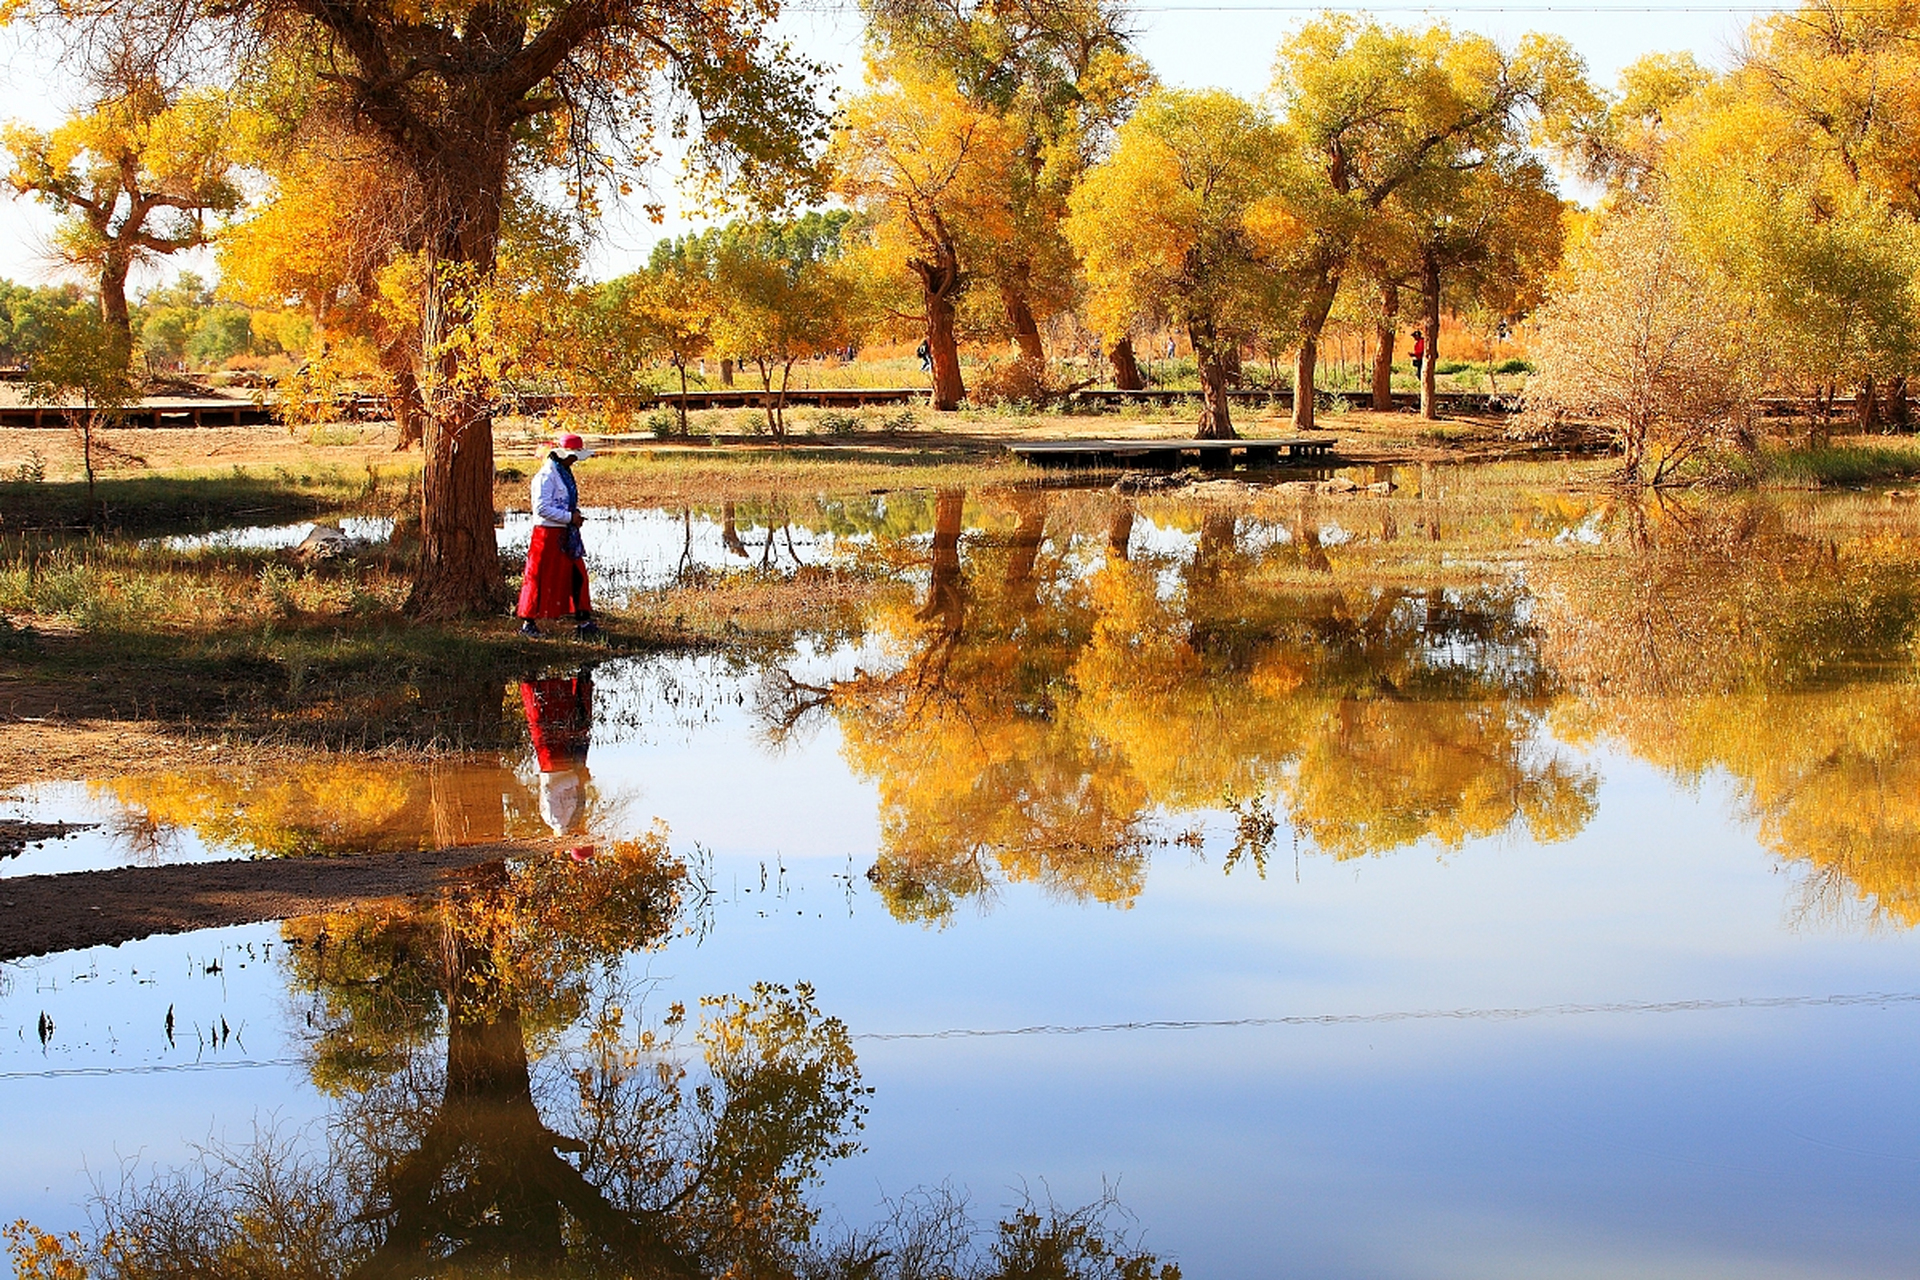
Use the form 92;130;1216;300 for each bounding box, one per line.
1066;88;1302;439
2;78;240;353
860;0;1155;375
1269;16;1593;428
217;110;430;439
709;221;872;438
832;61;1020;410
579;256;716;433
1563;51;1714;200
1655;6;1920;432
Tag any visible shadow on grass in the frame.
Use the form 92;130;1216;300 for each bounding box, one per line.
0;471;379;534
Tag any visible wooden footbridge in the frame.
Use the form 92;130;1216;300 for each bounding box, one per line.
1008;436;1338;470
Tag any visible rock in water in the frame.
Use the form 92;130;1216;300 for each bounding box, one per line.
1113;470;1195;495
296;524;354;562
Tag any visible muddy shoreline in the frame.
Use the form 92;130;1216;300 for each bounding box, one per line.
0;839;543;960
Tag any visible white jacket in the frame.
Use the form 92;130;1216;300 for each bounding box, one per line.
531;457;577;528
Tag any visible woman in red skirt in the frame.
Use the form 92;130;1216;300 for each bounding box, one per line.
517;433;602;639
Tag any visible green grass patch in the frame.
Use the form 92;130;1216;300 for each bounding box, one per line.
1741;442;1920;488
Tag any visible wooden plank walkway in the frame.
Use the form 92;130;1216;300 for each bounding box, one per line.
1009;436;1338;470
0;400;276;428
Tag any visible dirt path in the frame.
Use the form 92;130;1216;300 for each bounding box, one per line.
0;840;543;960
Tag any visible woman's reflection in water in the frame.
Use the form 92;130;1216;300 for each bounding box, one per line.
523;669;594;846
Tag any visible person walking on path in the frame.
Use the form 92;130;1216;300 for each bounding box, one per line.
517;432;602;639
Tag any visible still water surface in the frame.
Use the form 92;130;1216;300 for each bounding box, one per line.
6;482;1920;1277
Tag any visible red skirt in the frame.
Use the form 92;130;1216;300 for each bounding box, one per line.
517;525;591;619
521;675;592;770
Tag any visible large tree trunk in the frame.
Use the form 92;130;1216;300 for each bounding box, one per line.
1004;286;1044;362
387;347;427;450
1888;374;1911;430
924;294;965;411
913;489;967;683
1292;335;1318;430
1107;504;1134;560
720;357;735;387
1856;377;1879;430
1109;336;1145;391
912;238;966;411
98;253;134;355
411;385;503;617
1192;323;1236;440
1419;253;1441;422
1372;281;1399;412
1292;272;1341;431
406;147;512;620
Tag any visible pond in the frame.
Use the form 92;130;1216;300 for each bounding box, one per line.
6;477;1920;1277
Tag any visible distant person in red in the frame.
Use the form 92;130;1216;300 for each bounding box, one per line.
517;433;601;639
522;670;593;839
1410;329;1426;378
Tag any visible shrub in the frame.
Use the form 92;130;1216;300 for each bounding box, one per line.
1522;205;1754;484
645;408;686;439
971;356;1058;409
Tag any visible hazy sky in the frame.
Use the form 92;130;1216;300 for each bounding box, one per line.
0;0;1770;292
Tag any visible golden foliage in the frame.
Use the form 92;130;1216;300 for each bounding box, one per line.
98;757;542;857
817;491;1593;919
4;1222;91;1280
1065;89;1296;350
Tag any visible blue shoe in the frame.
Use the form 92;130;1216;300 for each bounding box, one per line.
575;620;603;641
519;620;541;637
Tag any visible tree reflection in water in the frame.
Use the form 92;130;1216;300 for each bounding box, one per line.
771;485;1920;926
775;488;1595;922
1537;494;1920;926
7;831;1177;1280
